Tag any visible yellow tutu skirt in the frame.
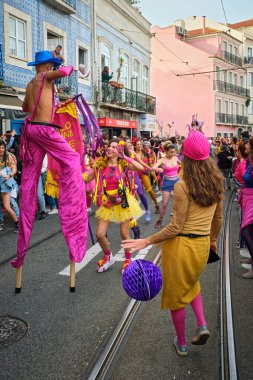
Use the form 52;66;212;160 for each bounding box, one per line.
96;189;142;223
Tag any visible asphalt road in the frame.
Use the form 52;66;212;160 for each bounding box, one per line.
0;192;252;380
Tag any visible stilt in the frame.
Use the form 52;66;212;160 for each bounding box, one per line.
70;261;75;292
15;267;22;293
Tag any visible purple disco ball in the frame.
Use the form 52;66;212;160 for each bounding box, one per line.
122;259;162;301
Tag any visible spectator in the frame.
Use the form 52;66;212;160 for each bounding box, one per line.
78;64;90;79
102;66;113;102
102;66;113;83
51;45;64;69
217;145;233;190
0;140;19;231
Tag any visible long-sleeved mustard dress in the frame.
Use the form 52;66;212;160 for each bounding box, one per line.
148;180;223;310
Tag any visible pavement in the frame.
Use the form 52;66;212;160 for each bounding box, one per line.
0;192;252;380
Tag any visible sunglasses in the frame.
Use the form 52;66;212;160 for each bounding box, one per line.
108;167;116;178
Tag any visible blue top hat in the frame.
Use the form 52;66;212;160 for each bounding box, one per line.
27;51;62;66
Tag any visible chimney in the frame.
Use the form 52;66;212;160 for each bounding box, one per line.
202;16;206;35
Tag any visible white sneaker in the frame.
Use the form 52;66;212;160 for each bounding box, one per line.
45;207;51;214
96;254;115;273
241;263;252;270
240;248;250;258
48;208;58;215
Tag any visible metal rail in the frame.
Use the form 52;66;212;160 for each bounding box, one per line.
86;249;161;380
220;190;238;380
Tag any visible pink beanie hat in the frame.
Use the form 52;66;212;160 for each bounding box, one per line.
183;130;210;161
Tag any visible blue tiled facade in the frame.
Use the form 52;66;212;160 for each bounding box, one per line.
0;0;93;101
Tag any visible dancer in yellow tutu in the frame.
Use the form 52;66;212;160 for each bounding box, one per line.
83;138;143;273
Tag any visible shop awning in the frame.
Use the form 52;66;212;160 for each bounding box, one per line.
0;94;27;119
98;117;137;129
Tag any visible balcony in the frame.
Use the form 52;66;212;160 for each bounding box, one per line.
43;0;76;14
0;44;3;82
221;51;242;66
56;70;78;100
98;82;156;115
214;80;250;97
244;56;253;65
216;112;248;125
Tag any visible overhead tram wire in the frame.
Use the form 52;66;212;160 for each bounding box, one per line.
220;0;229;26
177;66;250;77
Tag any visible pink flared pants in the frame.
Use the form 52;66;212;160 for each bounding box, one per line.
11;123;87;268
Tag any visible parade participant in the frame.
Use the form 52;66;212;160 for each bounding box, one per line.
83;139;144;273
11;51;87;270
143;141;158;189
152;144;181;228
134;140;159;214
0;140;19;231
122;130;224;356
125;138;151;223
239;137;253;278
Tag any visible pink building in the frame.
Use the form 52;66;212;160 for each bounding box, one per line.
151;24;248;137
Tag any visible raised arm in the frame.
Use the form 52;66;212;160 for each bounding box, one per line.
44;65;74;81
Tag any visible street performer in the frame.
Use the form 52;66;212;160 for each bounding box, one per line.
11;51;87;278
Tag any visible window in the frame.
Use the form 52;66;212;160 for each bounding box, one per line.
216;99;221;113
47;31;63;54
241;104;245;116
9;15;26;59
234;74;237;86
224;70;227;82
249;101;253;115
101;43;110;71
248;72;253;87
235;103;239;115
78;47;88;68
224;132;228;137
132;59;140;91
229;72;232;83
121;54;129;88
240;76;244;87
216;66;220;81
225;101;229;114
143;65;149;94
234;47;237;56
229;44;232;54
223;41;227;51
230;102;234;115
248;47;252;58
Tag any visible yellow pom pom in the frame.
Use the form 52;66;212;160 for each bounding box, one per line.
119;141;125;146
82;172;88;181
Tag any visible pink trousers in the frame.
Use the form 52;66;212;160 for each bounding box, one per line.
11;124;87;268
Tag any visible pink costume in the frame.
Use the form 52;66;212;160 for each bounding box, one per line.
11;73;87;268
163;163;179;177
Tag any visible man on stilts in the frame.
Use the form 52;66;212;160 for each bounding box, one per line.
11;51;88;291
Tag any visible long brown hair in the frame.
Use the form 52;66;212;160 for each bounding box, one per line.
182;156;224;207
249;137;253;163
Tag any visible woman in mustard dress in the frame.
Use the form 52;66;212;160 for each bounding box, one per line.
122;130;224;356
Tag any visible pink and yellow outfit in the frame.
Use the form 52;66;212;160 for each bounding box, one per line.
11;73;87;268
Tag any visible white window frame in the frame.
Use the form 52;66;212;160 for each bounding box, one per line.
143;65;149;95
225;100;229;114
234;73;238;86
76;40;90;85
4;3;32;70
216;66;220;81
235;103;239;115
248;72;253;87
216;98;222;113
121;54;130;89
223;41;227;52
101;43;111;73
43;22;67;60
240;76;244;88
230;102;234;115
241;104;245;116
9;16;26;59
132;59;140;91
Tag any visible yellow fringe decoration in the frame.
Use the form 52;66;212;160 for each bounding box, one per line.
44;170;60;199
56;100;78;119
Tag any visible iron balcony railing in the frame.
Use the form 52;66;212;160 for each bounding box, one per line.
222;50;242;66
56;69;78;99
98;82;156;114
0;44;4;81
216;112;248;125
214;80;250;97
244;56;253;65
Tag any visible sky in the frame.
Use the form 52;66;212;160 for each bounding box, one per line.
138;0;253;27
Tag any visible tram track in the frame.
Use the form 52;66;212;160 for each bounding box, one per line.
0;211;96;267
220;189;242;380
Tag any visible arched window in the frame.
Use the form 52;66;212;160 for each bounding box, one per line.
143;65;149;94
121;54;129;88
101;43;111;71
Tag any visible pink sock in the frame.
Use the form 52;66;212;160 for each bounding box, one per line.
125;251;131;260
170;308;186;346
190;293;206;328
103;249;111;256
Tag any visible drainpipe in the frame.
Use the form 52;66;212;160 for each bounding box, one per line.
92;0;97;107
202;16;206;35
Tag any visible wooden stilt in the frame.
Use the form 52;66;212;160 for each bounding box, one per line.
15;267;22;293
70;261;75;292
